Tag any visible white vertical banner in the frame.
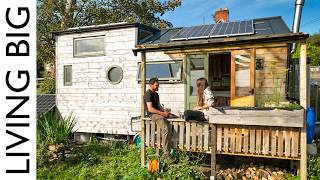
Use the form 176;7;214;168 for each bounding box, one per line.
0;0;36;179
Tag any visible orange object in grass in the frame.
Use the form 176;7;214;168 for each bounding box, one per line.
148;159;159;173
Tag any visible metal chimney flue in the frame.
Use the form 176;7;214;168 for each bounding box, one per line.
291;0;305;53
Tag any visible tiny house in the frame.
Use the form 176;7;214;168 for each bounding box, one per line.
54;16;308;136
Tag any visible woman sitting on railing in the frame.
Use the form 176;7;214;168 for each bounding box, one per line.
184;77;215;121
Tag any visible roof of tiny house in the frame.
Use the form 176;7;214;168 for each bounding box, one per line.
51;17;308;52
134;16;309;52
52;22;159;36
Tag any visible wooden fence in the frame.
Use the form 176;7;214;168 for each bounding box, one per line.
143;118;301;160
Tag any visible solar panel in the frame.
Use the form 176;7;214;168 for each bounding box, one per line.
37;94;56;115
170;19;254;41
231;22;240;34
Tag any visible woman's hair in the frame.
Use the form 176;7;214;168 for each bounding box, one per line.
196;78;209;107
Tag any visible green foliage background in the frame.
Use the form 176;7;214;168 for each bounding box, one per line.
292;34;320;66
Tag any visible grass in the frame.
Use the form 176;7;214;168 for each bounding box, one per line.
37;141;206;180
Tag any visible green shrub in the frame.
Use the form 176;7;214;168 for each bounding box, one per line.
37;141;50;167
308;156;320;180
281;101;303;110
37;110;76;145
38;73;55;94
160;151;206;180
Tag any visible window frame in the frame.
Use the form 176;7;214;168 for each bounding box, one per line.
137;60;183;83
73;35;105;57
63;65;72;86
106;65;124;85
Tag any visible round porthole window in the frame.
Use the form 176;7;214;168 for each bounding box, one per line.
106;65;123;84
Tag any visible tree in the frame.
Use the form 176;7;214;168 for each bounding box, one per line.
37;0;181;93
292;34;320;66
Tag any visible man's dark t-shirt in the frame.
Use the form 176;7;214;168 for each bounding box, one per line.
144;89;161;115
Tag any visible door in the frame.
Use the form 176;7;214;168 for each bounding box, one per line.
230;49;255;107
186;54;208;109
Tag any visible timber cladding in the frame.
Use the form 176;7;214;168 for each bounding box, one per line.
255;46;288;107
55;28;185;135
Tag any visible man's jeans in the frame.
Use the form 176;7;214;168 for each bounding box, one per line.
150;114;171;155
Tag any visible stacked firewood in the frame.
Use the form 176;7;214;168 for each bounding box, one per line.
216;163;288;180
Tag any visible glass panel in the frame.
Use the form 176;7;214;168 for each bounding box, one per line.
64;65;72;85
189;58;204;96
138;61;182;80
74;36;105;57
108;67;122;82
170;63;181;78
138;29;153;41
146;64;170;78
235;51;251;96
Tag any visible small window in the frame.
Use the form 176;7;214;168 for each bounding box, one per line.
138;61;182;82
74;36;105;57
106;65;123;84
138;29;154;43
63;65;72;86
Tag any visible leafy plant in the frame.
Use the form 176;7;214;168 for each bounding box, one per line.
37;110;76;145
37;72;55;94
281;101;303;110
308;156;320;180
160;151;206;180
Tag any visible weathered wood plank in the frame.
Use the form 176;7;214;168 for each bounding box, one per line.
243;128;249;153
209;109;304;128
230;126;235;153
186;122;191;150
249;128;255;154
140;52;146;166
256;129;262;154
216;126;222;152
204;124;209;151
235;128;242;152
291;129;299;157
271;129;277;156
263;129;270;155
284;130;291;157
150;121;155;147
192;123;197;151
156;122;161;148
173;122;179;147
198;123;203;150
145;120;150;146
224;127;229;152
211;124;217;177
278;129;284;156
179;122;184;149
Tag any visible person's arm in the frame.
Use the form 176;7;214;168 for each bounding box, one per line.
146;102;169;117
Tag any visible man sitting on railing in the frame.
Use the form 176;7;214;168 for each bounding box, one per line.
144;77;173;161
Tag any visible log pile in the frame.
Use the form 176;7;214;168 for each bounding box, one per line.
216;163;288;180
48;142;76;161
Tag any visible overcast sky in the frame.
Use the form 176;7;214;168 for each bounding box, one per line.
161;0;320;35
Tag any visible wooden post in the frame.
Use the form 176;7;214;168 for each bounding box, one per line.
141;51;146;167
299;43;308;180
211;124;217;179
